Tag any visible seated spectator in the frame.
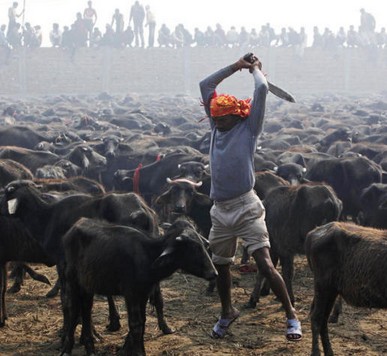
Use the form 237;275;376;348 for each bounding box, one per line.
49;23;62;47
33;25;42;47
72;12;88;47
214;23;227;47
259;25;271;47
123;25;134;47
238;26;250;47
61;26;73;49
100;24;115;47
0;24;11;48
287;27;301;47
193;27;205;47
336;26;346;47
0;24;12;62
226;26;239;47
266;23;277;45
321;27;336;50
22;22;35;47
249;28;259;47
7;22;22;48
158;23;171;47
346;25;359;47
312;26;323;48
170;24;184;48
276;27;289;47
204;26;215;47
376;27;386;48
179;24;193;47
89;26;102;47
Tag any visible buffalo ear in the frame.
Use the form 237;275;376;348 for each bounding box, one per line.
193;192;213;206
151;236;183;269
155;189;172;205
151;245;175;269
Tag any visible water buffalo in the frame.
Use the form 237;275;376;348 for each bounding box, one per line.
60;217;217;356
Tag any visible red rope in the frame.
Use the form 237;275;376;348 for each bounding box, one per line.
133;163;142;195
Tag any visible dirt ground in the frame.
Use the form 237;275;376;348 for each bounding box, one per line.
0;255;387;356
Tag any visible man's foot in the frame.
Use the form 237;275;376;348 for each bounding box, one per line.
211;310;240;339
286;318;302;341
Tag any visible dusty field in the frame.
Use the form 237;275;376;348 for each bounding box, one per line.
0;255;387;356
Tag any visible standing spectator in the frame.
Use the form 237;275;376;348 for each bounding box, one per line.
129;1;145;47
7;2;23;37
111;9;124;34
144;5;156;48
359;8;376;46
157;23;171;47
49;23;62;47
83;1;97;44
360;8;376;33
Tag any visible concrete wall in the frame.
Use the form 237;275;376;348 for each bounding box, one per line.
0;46;386;97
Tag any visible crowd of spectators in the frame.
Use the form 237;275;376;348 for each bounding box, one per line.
1;2;386;55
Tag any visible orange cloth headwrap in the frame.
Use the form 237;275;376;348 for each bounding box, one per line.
210;93;251;119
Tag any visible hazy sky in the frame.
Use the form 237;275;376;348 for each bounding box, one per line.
0;0;385;46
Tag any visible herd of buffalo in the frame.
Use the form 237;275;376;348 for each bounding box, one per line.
0;91;386;355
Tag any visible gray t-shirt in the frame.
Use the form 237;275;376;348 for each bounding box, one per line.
200;65;268;201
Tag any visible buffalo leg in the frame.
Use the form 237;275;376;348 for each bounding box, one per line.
0;262;7;327
280;255;295;305
149;284;173;334
7;262;24;293
106;295;121;331
60;273;81;355
79;291;96;355
328;295;342;323
310;283;337;356
46;277;61;298
8;263;51;293
122;297;147;356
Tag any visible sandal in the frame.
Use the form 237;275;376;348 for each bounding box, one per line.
286;318;302;341
211;312;240;339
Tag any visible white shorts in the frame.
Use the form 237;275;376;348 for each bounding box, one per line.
209;189;270;265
